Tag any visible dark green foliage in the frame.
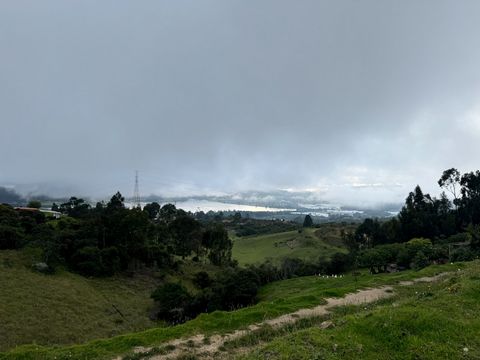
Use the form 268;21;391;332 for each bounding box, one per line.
203;224;232;266
441;232;470;244
143;202;160;220
350;168;480;253
412;251;429;270
303;214;313;227
327;252;352;274
233;212;242;221
247;261;282;284
169;215;202;259
193;271;212;289
71;246;105;276
468;224;480;250
223;268;260;308
450;247;478;262
151;283;193;323
151;267;262;323
0;224;24;249
158;203;177;223
0;191;235;277
27;200;41;209
229;218;297;237
280;257;304;277
106;192;125;212
399;186;442;240
59;197;91;218
0;205;25;249
358;239;438;272
458;170;480;225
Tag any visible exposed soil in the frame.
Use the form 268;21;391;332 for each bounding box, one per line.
121;273;448;360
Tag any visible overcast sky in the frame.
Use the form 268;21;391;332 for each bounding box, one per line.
1;0;480;206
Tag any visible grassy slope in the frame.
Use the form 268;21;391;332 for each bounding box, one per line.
232;225;350;265
241;262;480;360
0;261;460;360
0;249;225;353
0;249;160;352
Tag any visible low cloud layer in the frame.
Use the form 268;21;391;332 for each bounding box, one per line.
1;1;480;206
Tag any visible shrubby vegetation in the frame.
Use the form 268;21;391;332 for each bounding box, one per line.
0;192;233;277
150;252;353;324
346;168;480;271
226;213;297;237
3;168;480;328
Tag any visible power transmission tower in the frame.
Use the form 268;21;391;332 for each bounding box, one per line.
133;170;141;208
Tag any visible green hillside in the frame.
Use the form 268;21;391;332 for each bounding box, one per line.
0;248;229;353
240;262;480;360
1;260;467;360
232;224;352;265
0;249;160;352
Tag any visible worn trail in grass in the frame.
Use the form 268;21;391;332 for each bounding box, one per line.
0;263;461;360
123;273;449;360
240;263;480;360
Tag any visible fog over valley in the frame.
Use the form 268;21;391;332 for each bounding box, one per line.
2;0;480;208
3;2;480;359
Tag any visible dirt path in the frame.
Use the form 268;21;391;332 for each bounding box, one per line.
123;273;447;360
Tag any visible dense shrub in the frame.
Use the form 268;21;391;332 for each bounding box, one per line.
213;268;261;310
450;247;478;262
232;220;297;237
193;271;212;289
151;283;193;323
0;225;24;249
441;232;471;244
71;246;105;276
151;267;262;323
412;251;429;270
326;252;352;274
357;239;442;272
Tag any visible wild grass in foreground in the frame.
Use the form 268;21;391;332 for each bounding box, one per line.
239;261;480;360
0;261;462;360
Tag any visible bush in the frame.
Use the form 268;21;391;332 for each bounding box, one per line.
71;246;105;276
326;252;352;274
213;268;261;310
151;283;193;323
430;245;449;262
396;247;411;268
27;200;42;209
193;271;212;289
247;261;281;285
442;232;471;244
412;251;429;270
406;238;433;258
450;247;478;262
0;224;24;249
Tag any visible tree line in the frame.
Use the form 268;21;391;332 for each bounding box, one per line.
346;168;480;271
0;192;233;276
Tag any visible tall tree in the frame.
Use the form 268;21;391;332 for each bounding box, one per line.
438;168;461;207
203;224;232;266
106;192;125;212
458;171;480;225
303;214;313;227
143;202;161;220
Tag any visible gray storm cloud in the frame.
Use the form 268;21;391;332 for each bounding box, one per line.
1;0;480;205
